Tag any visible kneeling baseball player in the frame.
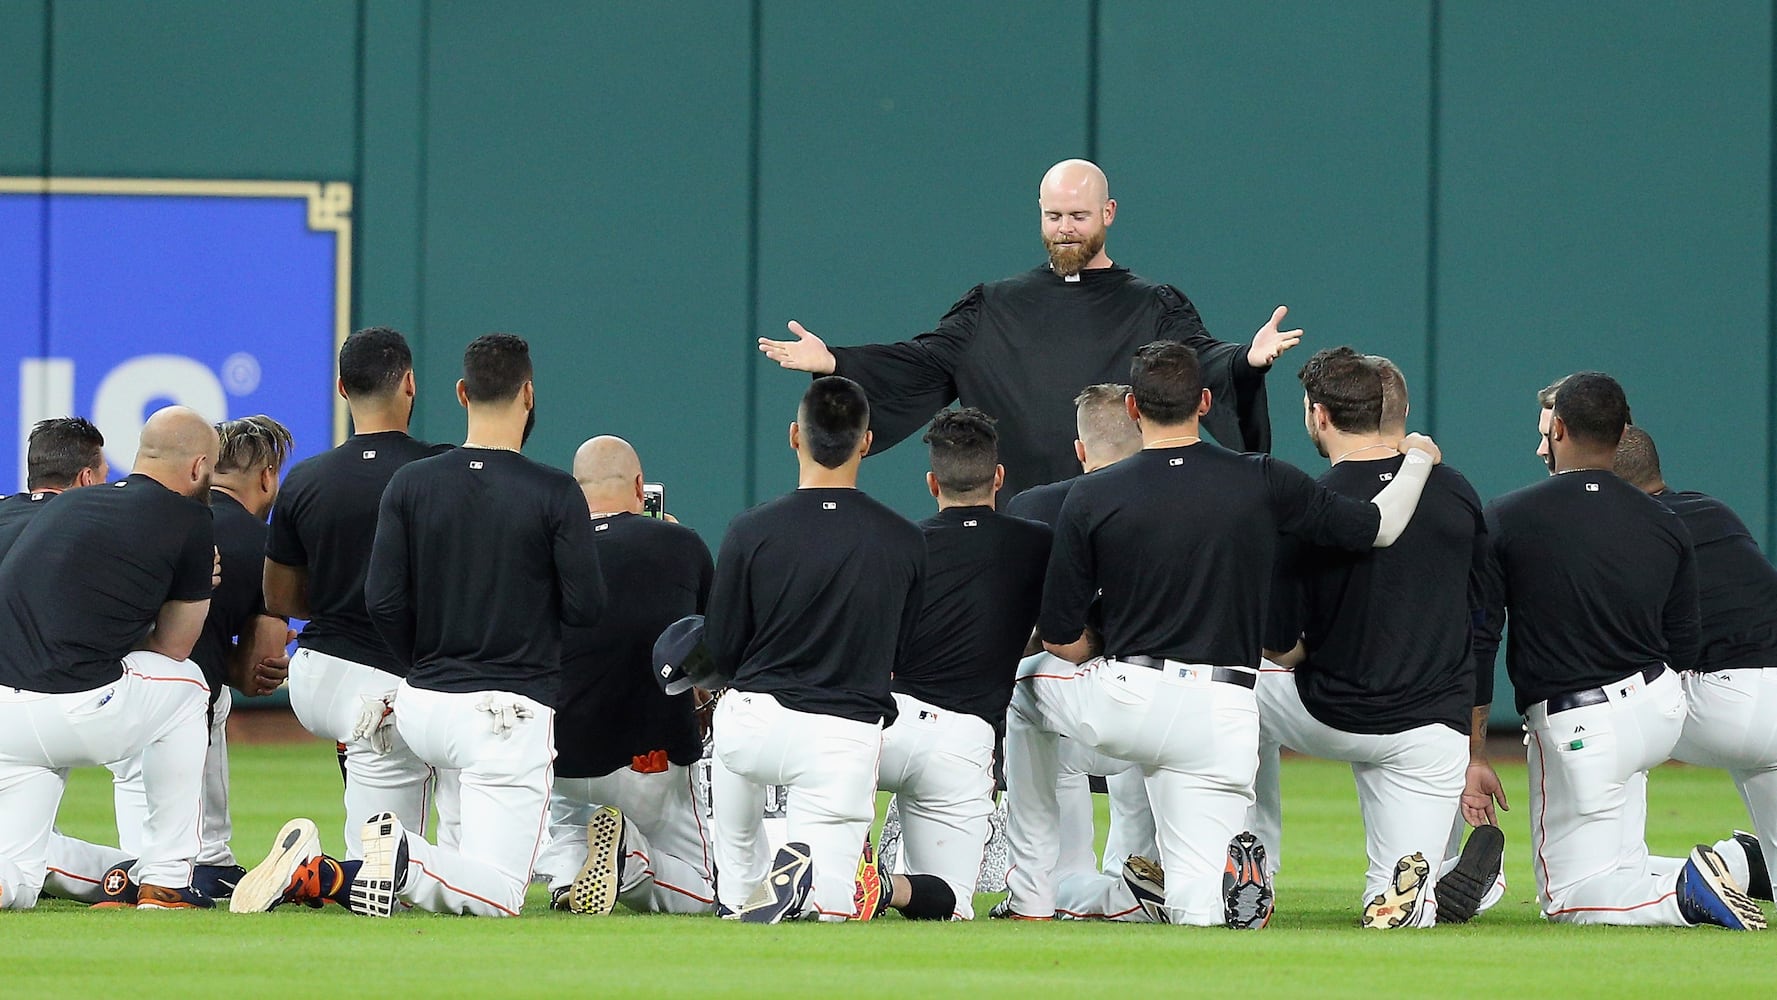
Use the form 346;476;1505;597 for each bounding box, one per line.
858;409;1050;921
535;436;717;915
1248;349;1487;928
705;377;926;923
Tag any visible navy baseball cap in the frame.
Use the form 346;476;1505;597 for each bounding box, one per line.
652;614;720;695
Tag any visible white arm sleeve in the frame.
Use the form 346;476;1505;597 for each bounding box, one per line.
1370;449;1435;547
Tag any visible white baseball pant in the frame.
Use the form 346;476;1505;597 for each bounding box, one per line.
0;652;208;908
288;647;440;858
1246;666;1467;923
1526;666;1689;925
389;683;554;916
711;691;882;920
1046;737;1157;921
877;692;996;919
1671;667;1777;893
1006;654;1259;925
389;685;554;916
113;685;236;867
538;763;715;913
41;830;133;903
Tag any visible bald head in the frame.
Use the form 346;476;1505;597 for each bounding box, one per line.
574;435;644;514
1040;159;1110;204
133;405;220;498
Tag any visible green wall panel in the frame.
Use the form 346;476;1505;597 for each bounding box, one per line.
752;0;1092;519
1097;0;1433;475
420;0;752;540
48;0;357;178
356;0;427;369
0;0;45;174
1436;2;1773;541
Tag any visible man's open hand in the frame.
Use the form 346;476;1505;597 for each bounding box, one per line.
758;321;837;375
1247;306;1304;368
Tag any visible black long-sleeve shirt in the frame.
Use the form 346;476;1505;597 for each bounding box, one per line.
0;489;54;560
1041;443;1381;667
1003;477;1075;528
830;265;1269;496
0;475;213;693
1654;489;1777;671
266;431;452;674
555;513;712;778
1267;458;1487;735
1474;470;1699;714
707;487;925;726
894;506;1052;728
365;448;606;707
192;490;272;700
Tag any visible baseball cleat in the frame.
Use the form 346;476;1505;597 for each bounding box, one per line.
988;897;1051;920
134;884;216;910
229;818;322;913
90;862;140;909
1121;856;1169;924
976;799;1011;893
1362;853;1432;929
1732;831;1771;901
350;812;411;918
1677;845;1766;931
1435;824;1505;924
852;836;887;921
1223;831;1274;929
549;885;572;911
193;863;248;900
736;842;813;924
568;805;626;915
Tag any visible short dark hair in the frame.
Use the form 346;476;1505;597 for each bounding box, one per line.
1297;347;1384;434
27;417;105;489
1613;425;1663;490
798;376;870;469
1128;341;1202;425
338;327;414;397
923;407;998;497
462;333;533;403
1551;372;1629;448
216;415;295;476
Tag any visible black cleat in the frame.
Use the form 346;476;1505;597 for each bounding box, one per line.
1435;824;1504;924
1733;831;1771;902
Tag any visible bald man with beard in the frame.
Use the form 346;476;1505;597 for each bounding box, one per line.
759;159;1305;495
0;406;220;910
535;436;718;916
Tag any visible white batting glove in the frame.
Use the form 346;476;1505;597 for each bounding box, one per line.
351;695;397;754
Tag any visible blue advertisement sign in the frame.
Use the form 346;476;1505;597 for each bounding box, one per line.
1;179;350;490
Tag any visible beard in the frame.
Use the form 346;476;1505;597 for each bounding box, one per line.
1045;228;1105;277
522;402;536;447
1309;424;1329;459
196;468;214;504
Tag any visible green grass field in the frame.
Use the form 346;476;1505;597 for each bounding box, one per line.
3;739;1769;998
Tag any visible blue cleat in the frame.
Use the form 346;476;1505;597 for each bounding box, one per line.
736;842;813;924
1677;845;1767;931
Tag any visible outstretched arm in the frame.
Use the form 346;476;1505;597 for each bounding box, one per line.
757;286;982;457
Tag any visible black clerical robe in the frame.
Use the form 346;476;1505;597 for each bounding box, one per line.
830;264;1270;496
